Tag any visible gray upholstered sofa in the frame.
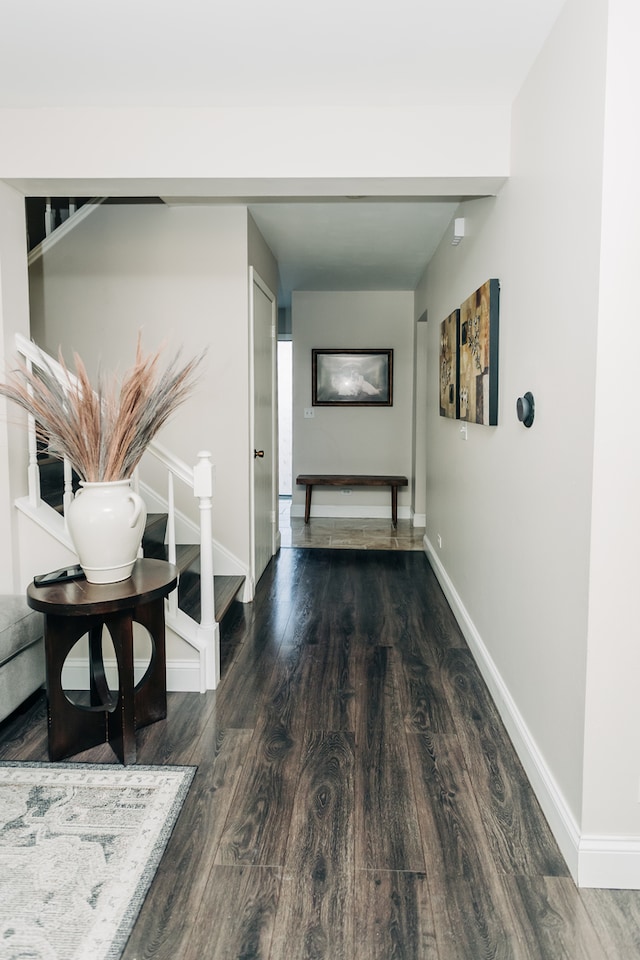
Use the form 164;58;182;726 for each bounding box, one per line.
0;596;44;724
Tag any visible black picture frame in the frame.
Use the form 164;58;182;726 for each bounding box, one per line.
312;349;393;406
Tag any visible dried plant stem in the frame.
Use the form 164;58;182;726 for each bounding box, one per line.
0;338;204;482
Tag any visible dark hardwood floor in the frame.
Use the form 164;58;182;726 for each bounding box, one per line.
2;548;640;958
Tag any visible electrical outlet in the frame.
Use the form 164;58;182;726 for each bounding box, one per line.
304;408;315;419
341;488;352;495
437;534;442;548
460;423;468;441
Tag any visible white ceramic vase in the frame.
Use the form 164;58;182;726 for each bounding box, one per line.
66;479;147;584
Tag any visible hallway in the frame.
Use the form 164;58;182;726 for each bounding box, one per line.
2;548;639;958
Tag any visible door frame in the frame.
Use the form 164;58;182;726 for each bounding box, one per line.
248;267;278;591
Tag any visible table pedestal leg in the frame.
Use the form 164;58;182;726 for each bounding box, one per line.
103;598;167;763
131;598;167;727
105;610;137;764
89;624;113;708
45;615;109;761
304;484;313;523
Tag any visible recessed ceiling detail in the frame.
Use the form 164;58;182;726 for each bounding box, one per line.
248;201;459;304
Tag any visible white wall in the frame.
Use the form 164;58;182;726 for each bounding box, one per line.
415;0;608;877
292;291;414;519
0;106;510;186
581;0;640;871
0;182;32;591
247;213;279;298
29;203;252;569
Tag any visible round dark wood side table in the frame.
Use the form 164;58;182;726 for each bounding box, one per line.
27;558;178;764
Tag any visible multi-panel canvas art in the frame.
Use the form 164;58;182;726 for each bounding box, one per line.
458;279;500;426
439;309;460;419
438;279;500;426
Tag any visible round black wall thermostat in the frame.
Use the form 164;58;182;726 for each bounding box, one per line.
516;392;535;428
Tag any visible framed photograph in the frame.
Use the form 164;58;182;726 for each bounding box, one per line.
459;279;500;426
312;349;393;406
439;308;460;419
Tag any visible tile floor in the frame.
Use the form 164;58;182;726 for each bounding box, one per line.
278;497;425;551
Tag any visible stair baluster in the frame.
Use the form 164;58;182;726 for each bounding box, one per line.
25;356;41;509
166;471;178;617
44;198;53;238
62;458;74;516
194;451;217;688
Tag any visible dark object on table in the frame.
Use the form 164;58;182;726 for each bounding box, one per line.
33;564;85;587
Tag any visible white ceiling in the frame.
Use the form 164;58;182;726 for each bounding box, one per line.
0;0;566;301
248;201;460;302
0;0;565;109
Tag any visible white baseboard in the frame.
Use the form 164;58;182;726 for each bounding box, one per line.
577;837;640;889
423;534;583;883
290;504;411;520
61;657;203;693
424;533;640;889
241;577;255;602
412;512;426;528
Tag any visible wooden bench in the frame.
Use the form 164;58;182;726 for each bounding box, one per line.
295;474;409;527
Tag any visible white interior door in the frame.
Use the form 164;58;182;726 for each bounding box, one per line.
250;269;277;586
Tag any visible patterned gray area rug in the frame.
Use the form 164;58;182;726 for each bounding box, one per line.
0;761;195;960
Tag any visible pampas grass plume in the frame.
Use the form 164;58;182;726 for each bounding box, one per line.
0;338;204;482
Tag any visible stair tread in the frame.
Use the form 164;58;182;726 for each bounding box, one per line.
175;543;201;569
145;512;168;530
141;529;244;622
178;572;244;623
142;541;200;570
214;575;245;622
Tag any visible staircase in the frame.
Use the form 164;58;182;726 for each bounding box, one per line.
25;196;165;261
25;197;92;252
142;511;245;625
13;334;250;691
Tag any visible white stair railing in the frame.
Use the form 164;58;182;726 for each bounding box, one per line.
13;333;219;689
142;442;216;649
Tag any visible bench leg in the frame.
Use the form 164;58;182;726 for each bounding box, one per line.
304;484;313;523
391;485;398;526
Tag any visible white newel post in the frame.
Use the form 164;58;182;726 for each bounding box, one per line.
193;451;218;690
